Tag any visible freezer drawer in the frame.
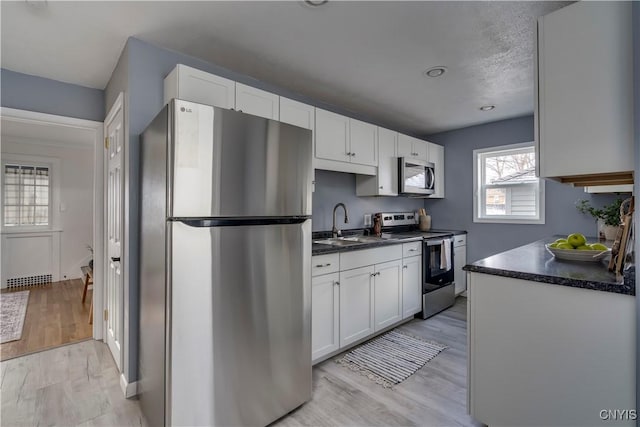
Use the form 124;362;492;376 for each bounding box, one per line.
168;219;312;427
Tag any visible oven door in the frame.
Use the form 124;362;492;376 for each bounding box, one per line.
398;158;435;195
423;238;454;293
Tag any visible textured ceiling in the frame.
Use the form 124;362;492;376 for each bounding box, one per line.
0;1;570;134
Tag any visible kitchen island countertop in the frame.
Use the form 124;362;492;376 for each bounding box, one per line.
463;236;634;296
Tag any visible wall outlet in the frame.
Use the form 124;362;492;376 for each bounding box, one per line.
363;214;372;227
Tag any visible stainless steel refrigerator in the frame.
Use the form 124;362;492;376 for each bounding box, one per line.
139;99;313;427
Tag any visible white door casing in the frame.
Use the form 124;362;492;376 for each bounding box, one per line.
104;93;125;371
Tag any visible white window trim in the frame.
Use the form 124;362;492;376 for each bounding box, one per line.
473;142;545;225
1;153;62;233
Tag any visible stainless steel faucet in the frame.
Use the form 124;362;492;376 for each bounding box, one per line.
332;203;349;237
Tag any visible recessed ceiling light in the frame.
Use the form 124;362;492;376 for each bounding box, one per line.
479;105;496;111
423;66;447;78
303;0;329;6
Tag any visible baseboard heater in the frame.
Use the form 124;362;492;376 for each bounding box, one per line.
6;274;53;289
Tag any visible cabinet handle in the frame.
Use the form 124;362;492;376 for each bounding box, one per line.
350;152;356;157
379;186;383;189
315;263;331;268
457;239;464;243
334;281;340;286
403;265;408;269
346;152;352;156
408;248;417;252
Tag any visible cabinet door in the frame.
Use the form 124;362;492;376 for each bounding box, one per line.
312;273;340;362
397;134;414;159
165;64;236;108
414;140;428;162
339;266;374;347
349;119;377;167
279;97;315;131
454;245;467;295
374;260;402;331
402;255;422;319
428;142;445;198
537;2;633;178
235;83;279;120
315;108;350;162
377;127;398;196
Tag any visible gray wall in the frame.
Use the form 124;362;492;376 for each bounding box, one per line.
312;170;424;232
632;0;639;417
1;68;104;121
425;115;627;263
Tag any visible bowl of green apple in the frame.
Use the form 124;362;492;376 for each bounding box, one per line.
546;233;611;262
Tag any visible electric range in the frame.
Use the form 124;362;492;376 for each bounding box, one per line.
377;212;456;319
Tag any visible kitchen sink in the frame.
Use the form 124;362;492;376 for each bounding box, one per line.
313;235;389;246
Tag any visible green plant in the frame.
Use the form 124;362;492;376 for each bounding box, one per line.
575;198;623;226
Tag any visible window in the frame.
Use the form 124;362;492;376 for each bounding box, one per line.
473;142;545;224
3;164;51;227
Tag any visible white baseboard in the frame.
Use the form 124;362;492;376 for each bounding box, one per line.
120;373;138;398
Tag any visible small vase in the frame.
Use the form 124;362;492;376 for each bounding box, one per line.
603;225;619;241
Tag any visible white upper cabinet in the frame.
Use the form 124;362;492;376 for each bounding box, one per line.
348;119;377;167
314;109;378;175
235;83;279;120
315;108;350;163
398;134;428;162
427;142;445;198
279;97;315;131
164;64;235;109
355;127;398;196
536;1;633;184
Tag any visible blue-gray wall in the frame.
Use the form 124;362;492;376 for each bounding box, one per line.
312;170;424;231
1;68;104;121
632;0;639;417
425;116;627;263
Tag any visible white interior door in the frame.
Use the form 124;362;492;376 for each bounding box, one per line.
104;94;124;370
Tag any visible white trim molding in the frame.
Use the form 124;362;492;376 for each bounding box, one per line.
120;373;138;398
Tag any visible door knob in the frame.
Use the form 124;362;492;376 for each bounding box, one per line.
111;257;121;262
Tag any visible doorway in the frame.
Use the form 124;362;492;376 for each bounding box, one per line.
0;108;104;360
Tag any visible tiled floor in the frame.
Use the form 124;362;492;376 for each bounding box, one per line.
0;340;145;427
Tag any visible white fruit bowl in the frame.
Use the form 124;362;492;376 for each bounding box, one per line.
545;244;611;262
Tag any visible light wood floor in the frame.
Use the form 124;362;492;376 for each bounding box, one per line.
275;297;482;427
1;279;93;361
0;339;145;427
0;297;478;427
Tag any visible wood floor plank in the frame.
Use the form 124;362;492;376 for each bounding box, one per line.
1;279;93;361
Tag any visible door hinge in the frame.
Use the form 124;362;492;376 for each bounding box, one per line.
104;137;110;149
104;309;109;321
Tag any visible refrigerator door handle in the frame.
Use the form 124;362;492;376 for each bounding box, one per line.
171;216;311;228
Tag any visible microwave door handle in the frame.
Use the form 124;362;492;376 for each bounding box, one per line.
427;167;435;190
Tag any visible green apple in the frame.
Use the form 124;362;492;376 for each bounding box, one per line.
567;233;587;248
548;242;559;248
576;245;593;250
590;243;608;251
554;238;568;245
557;242;574;250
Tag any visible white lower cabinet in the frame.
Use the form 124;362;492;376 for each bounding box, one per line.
402;255;422;319
311;272;340;361
339;266;375;347
312;244;422;364
373;260;403;331
453;234;467;295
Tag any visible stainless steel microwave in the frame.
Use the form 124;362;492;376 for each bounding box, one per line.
398;157;435;195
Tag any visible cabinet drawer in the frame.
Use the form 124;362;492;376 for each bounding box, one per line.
402;241;422;257
340;245;402;271
312;253;339;276
453;234;467;247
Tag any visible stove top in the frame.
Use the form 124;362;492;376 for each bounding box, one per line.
384;230;453;240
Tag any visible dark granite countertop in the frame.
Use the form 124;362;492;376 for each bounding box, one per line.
463;236;635;296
